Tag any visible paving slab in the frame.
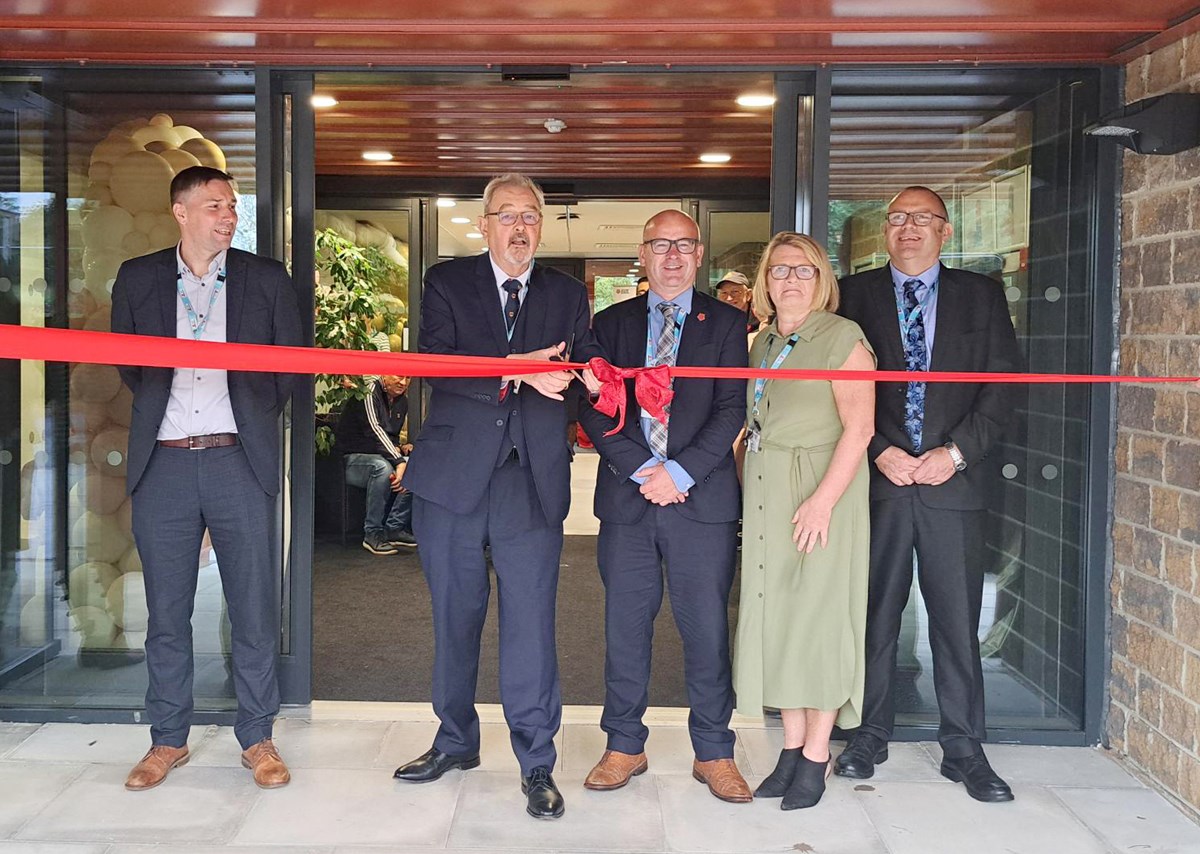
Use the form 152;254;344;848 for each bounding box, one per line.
232;767;458;847
0;764;87;838
1053;785;1200;853
7;723;206;765
447;769;665;851
0;724;41;760
15;764;260;845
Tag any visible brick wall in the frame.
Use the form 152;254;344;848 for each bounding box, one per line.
1110;34;1200;819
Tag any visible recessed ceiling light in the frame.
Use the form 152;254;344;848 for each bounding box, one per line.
436;198;457;208
311;95;338;108
736;94;776;108
628;269;639;274
362;150;393;162
450;217;471;224
699;152;732;164
465;231;483;239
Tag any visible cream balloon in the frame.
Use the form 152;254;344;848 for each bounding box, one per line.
121;229;151;256
107;572;149;632
72;510;130;564
149;221;180;250
172;125;203;143
133;210;158;234
90;133;139;166
80;205;134;252
179;137;227;171
91;426;129;477
106;384;133;428
160;147;202;175
69;363;122;404
131;123;182;149
83;305;113;332
148;113;174;128
20;596;48;645
69;604;116;642
118;544;143;574
109;149;174;214
68;560;121;609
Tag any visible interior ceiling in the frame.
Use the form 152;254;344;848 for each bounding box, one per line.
3;3;1198;65
6;5;1199;199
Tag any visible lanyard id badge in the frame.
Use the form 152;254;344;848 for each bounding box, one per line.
177;268;227;341
746;332;800;450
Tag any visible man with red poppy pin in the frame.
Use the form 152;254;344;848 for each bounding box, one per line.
578;209;751;802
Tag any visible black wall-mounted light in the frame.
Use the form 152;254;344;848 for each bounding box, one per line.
1084;92;1200;155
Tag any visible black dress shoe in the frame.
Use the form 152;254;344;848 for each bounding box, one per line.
940;752;1014;802
393;747;480;783
833;732;888;779
522;766;565;819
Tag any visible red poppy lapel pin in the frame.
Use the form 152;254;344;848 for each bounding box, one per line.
696;312;706;322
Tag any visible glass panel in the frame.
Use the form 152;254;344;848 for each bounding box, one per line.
0;80;57;699
0;84;257;711
707;209;770;291
827;84;1091;731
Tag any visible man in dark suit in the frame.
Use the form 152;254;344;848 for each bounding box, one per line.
835;186;1021;802
577;210;752;803
110;165;302;791
393;174;599;820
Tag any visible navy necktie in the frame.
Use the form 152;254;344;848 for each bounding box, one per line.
901;278;928;452
503;278;522;335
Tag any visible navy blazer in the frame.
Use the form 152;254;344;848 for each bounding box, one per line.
401;253;600;524
110;246;303;496
837;263;1023;510
577;290;747;525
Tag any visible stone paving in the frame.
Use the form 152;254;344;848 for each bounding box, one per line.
1;703;1199;854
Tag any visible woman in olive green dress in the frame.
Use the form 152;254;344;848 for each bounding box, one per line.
733;232;875;810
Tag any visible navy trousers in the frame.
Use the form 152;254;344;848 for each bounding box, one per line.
858;495;987;759
413;457;563;775
130;444;280;750
597;507;738;760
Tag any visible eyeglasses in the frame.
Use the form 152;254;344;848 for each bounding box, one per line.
885;210;948;227
643;237;699;255
768;264;818;281
484;210;542;226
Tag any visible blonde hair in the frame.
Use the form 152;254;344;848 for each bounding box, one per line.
482;173;545;211
752;232;840;317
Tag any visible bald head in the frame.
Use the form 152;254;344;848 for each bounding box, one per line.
639;209;704;300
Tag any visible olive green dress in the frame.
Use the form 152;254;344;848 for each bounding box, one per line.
733;311;874;726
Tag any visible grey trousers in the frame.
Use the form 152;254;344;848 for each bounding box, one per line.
130;444;280;750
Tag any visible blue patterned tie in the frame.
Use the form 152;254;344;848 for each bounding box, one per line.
648;301;678;459
901;278;928;452
502;278;522;335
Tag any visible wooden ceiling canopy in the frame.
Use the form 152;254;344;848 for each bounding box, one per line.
2;3;1199;66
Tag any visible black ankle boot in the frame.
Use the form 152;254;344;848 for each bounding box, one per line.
781;752;828;810
755;747;802;798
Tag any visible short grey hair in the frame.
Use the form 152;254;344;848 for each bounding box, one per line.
482;173;545;211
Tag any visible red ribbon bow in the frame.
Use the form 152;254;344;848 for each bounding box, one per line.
588;357;674;436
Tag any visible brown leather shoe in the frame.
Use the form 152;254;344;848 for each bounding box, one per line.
584;750;649;791
692;757;753;803
124;745;189;791
241;738;291;789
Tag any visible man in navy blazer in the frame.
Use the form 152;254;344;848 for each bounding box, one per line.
394;174;599;820
577;210;753;803
835;186;1021;803
110;166;302;791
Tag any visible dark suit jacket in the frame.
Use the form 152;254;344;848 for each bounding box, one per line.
837;263;1022;510
110;246;303;496
577;291;747;525
401;253;600;524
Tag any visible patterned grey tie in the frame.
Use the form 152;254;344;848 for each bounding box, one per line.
648;301;678;459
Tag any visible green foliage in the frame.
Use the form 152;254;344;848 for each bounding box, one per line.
312;227;403;453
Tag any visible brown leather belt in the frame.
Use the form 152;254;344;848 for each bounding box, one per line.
157;433;239;450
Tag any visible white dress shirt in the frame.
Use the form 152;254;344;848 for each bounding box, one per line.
156;246;239;440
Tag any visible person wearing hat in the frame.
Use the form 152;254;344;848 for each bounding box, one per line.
715;271;761;335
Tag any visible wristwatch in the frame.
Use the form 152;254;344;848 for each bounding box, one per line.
944;441;967;472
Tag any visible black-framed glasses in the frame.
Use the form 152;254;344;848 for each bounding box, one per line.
885;210;948;227
643;237;699;255
768;264;818;281
484;210;542;226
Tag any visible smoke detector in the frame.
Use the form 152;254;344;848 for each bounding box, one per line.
543;118;567;134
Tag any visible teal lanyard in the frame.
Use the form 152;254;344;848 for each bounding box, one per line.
751;333;800;426
644;305;686;368
177;268;227;341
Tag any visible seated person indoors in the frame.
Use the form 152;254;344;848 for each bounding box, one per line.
335;374;416;555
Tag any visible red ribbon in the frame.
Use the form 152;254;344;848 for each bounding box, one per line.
1;325;1196;388
588;357;673;436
